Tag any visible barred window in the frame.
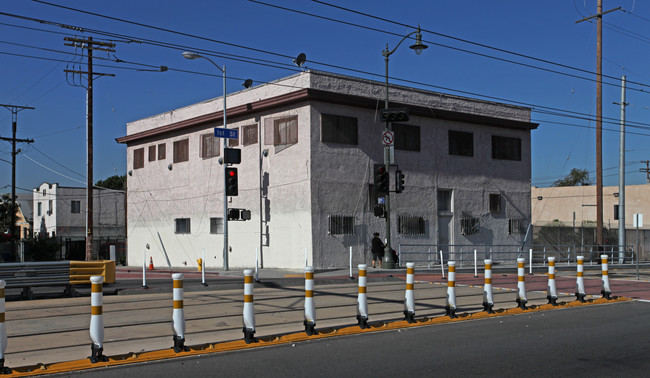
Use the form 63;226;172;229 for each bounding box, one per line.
509;219;525;235
175;218;191;234
200;134;219;159
242;124;258;146
448;130;473;157
489;193;501;213
460;217;480;235
321;114;358;145
328;215;354;235
210;217;224;234
393;123;420;151
398;215;426;235
492;135;521;161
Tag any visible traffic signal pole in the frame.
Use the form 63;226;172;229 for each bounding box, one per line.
383;50;395;269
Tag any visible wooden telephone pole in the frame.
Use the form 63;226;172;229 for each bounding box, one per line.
1;104;34;259
576;1;621;245
64;37;115;261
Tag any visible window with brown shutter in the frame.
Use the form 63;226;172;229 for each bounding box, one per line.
158;143;166;160
134;148;145;169
148;145;156;162
264;116;298;147
200;134;219;159
228;127;240;147
242;124;258;146
173;139;189;163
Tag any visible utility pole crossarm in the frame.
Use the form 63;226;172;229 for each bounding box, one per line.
575;6;621;23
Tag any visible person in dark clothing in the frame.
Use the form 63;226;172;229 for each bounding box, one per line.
371;232;385;268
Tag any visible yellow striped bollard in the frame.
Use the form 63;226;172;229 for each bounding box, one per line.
0;280;9;374
576;256;586;302
404;263;415;323
601;255;612;300
172;273;189;352
483;259;494;313
547;257;558;306
89;275;107;363
356;264;368;329
516;258;528;310
304;266;316;335
243;269;256;343
445;261;457;318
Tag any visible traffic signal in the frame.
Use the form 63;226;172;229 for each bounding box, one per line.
395;170;405;193
380;108;409;122
226;167;238;196
373;164;389;194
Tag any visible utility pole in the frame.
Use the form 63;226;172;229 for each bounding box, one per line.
1;104;34;259
640;161;650;184
576;2;621;246
64;37;115;261
614;76;627;263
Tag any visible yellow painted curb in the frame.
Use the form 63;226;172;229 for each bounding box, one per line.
5;296;631;376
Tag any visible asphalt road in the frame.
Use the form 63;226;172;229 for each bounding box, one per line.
62;300;650;377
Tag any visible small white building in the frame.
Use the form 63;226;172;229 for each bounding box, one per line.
33;182;125;240
117;71;537;269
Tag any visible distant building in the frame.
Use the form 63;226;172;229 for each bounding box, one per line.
15;193;33;239
532;184;649;260
117;70;537;269
32;183;125;259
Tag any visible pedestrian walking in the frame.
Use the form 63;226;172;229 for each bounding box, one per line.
371;232;385;268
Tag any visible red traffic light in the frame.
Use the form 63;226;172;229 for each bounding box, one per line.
228;170;237;177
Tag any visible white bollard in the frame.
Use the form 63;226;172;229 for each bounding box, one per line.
0;280;9;374
172;273;189;352
201;248;207;286
473;250;478;278
576;256;586;302
349;246;353;279
483;259;494;313
529;249;533;275
404;263;415;323
601;255;612;299
89;276;107;363
439;250;445;278
547;257;558;306
516;258;528;309
446;261;457;318
356;264;368;328
142;244;149;288
243;269;256;343
304;266;316;335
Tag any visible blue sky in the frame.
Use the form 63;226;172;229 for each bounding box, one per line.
1;0;650;194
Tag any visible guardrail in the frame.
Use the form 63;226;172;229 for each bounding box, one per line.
398;244;637;270
0;260;115;299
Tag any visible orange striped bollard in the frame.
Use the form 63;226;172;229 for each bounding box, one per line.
445;261;457;318
0;280;9;374
304;266;316;335
516;258;528;310
547;257;558;306
172;273;189;352
243;269;256;343
601;255;612;300
483;259;494;313
576;256;586;302
89;276;107;363
403;263;415;323
356;264;368;329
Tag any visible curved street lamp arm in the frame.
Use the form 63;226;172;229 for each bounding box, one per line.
382;29;419;58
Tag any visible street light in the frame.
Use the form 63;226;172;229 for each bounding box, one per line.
182;51;231;271
380;26;427;269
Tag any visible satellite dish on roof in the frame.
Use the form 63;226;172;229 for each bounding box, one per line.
243;79;253;88
293;53;307;68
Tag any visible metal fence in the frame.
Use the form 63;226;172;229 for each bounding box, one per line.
398;243;636;269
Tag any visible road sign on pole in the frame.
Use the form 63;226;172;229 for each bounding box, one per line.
382;131;394;146
214;128;239;139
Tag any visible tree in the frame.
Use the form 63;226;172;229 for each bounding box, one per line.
553;168;591;187
0;193;13;233
95;175;126;191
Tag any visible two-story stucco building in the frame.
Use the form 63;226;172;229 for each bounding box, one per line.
117;70;537;269
33;182;125;259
